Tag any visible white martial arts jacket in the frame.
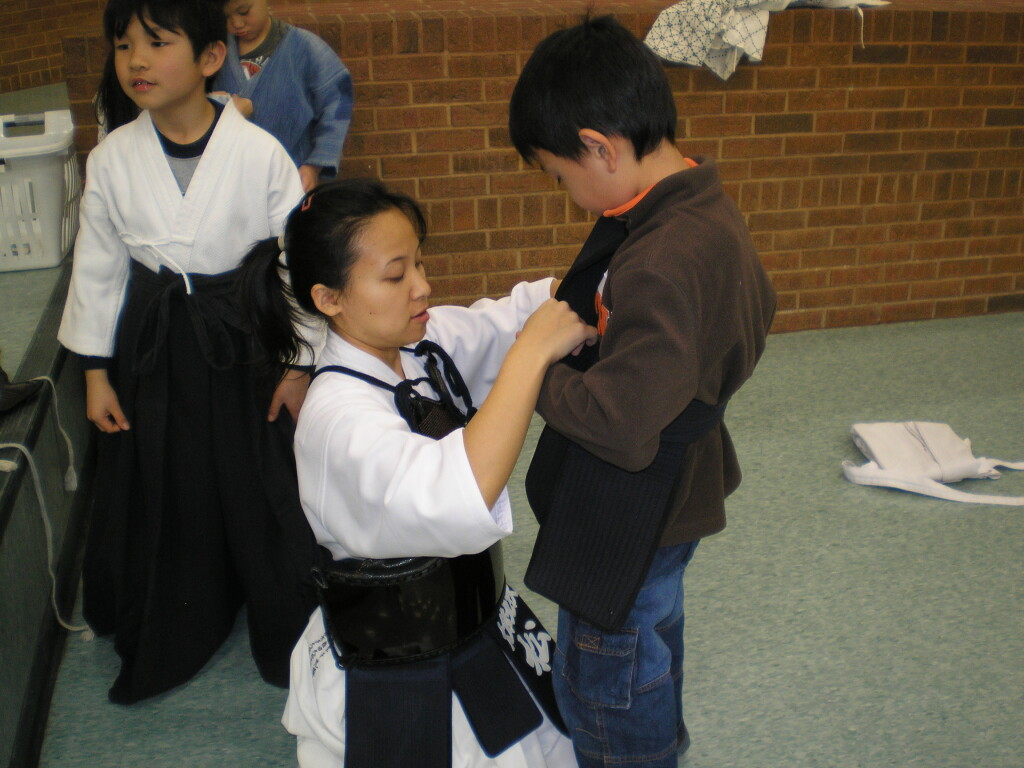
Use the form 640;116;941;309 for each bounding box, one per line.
284;278;578;768
58;101;305;359
293;278;552;561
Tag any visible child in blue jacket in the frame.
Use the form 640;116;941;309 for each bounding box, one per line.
213;0;353;191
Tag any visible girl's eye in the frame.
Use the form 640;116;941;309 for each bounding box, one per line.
114;43;129;51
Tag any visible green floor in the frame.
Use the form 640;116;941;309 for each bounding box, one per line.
39;312;1024;768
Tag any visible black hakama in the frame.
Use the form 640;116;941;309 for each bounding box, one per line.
82;261;323;704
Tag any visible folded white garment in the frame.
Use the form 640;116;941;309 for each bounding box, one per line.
842;421;1024;506
645;0;889;80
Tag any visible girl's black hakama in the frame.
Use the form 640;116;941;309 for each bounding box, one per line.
82;262;323;704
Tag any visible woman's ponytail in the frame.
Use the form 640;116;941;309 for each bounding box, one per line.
238;237;312;371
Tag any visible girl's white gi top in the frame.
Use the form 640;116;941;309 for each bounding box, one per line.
57;101;313;361
283;278;578;767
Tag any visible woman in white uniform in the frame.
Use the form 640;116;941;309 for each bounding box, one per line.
238;178;594;767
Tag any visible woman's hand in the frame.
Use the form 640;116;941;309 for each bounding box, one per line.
268;369;311;422
516;299;598;364
85;369;129;433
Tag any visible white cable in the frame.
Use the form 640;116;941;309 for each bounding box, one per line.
0;443;93;638
30;375;78;491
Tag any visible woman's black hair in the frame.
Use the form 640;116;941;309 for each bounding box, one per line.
508;14;677;164
239;178;428;368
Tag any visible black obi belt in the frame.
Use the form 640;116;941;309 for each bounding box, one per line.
313;545;566;767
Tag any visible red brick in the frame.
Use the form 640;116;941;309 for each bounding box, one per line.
825;306;882;327
755;113;813;135
724;92;785;114
815;111;873;132
932;108;986;129
775;228;832;250
945;219;996;238
911;240;968;260
880;302;936;323
784;134;844;155
865;243;916;265
788;89;847;112
964;275;1016;295
909;44;965;65
356;82;411;107
938;258;991;278
799;287;854;309
451;102;508;127
690;115;753;138
855;283;911;304
747;210;808;232
722;137;784;159
416;129;485;153
868;152;926;174
905;87;960;108
373;55;444;81
756;68;818;90
811;155;870;175
846;132;900;153
910;279;964;299
974;239;1024;260
412;80;482;104
377;105;448;130
770;310;825;333
956;129;1011;149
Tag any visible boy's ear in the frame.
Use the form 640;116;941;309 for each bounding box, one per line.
311;283;344;318
578;129;619;172
201;40;227;78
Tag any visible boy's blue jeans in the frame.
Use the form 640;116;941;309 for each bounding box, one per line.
553;540;699;767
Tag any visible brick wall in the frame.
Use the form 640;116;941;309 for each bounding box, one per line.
12;0;1024;331
0;0;104;93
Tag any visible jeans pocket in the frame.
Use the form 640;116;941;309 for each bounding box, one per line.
560;624;639;710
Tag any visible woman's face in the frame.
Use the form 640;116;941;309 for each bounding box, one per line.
328;208;431;364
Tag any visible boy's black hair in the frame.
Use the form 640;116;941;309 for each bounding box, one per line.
96;0;227;133
102;0;226;60
509;15;676;164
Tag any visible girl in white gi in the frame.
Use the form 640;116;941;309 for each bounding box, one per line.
238;178;592;767
58;0;323;704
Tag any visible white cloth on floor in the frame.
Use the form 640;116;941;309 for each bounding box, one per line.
842;422;1024;506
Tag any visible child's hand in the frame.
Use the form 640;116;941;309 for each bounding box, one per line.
268;369;310;423
231;95;254;119
298;165;321;193
85;369;130;433
518;299;598;365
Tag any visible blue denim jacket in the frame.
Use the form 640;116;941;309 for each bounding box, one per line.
214;23;353;177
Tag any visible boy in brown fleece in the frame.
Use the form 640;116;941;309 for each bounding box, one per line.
509;15;777;768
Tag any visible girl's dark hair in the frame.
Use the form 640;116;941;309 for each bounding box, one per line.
102;0;226;59
96;0;226;133
95;52;139;133
509;14;676;164
239;178;428;368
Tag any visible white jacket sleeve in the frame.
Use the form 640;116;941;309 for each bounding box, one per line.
57;152;131;357
426;277;553;402
295;377;512;560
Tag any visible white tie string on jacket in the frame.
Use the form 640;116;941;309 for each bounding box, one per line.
842;422;1024;506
